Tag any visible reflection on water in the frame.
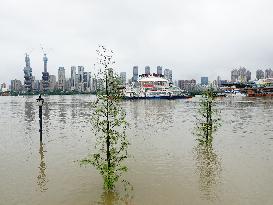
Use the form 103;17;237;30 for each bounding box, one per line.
1;96;273;205
37;142;48;192
24;100;35;123
126;100;177;135
96;180;134;205
194;144;221;200
43;102;50;121
58;102;67;124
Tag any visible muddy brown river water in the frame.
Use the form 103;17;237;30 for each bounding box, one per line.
0;95;273;205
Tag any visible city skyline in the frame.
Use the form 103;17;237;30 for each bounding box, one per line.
1;0;273;83
2;48;273;85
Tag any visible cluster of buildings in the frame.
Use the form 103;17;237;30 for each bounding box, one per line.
256;68;273;80
9;53;93;93
2;54;273;95
231;67;251;82
126;66;173;84
230;67;273;83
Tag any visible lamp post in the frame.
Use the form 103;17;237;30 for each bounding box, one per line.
36;94;44;142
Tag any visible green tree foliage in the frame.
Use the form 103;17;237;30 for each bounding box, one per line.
195;86;221;145
81;46;129;190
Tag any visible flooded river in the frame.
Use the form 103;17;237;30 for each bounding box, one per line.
0;95;273;205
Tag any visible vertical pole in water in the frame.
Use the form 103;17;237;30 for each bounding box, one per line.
37;94;44;142
39;105;42;142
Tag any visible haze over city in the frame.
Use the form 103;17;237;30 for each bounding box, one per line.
1;0;273;83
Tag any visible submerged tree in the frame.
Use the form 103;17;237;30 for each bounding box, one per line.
81;46;129;190
194;86;222;200
195;86;221;145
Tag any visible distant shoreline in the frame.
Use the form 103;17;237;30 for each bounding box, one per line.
0;91;96;96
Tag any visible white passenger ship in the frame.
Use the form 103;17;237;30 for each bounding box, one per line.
125;74;191;99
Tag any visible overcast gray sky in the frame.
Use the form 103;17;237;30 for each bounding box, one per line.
1;0;273;84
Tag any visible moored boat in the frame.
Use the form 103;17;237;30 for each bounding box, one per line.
125;74;191;100
247;87;273;97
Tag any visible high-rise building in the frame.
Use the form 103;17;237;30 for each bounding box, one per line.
49;75;57;91
164;69;173;82
31;76;36;91
217;76;221;87
157;66;162;75
265;68;273;78
78;66;84;91
70;66;77;91
178;79;196;91
58;67;66;91
87;72;92;92
246;70;251;82
120;72;126;85
238;67;247;82
1;83;6;89
23;54;33;92
0;83;8;92
145;66;150;75
83;71;91;92
201;77;209;85
91;78;97;92
133;66;138;82
66;79;71;91
78;66;84;83
97;79;104;91
33;79;41;92
231;69;239;82
10;79;22;92
231;67;251;82
41;54;49;92
256;69;265;80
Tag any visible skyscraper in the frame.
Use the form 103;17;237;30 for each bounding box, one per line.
133;66;138;82
145;66;150;75
157;66;162;75
10;79;22;92
58;67;66;91
178;79;196;91
87;72;91;91
256;69;265;80
201;77;209;85
91;78;97;92
231;69;239;82
0;83;8;92
33;78;41;92
231;67;251;82
41;53;49;92
238;67;247;82
49;75;57;91
265;68;273;78
120;72;126;85
78;66;84;91
217;76;221;87
23;53;33;92
83;71;91;92
246;70;251;82
164;69;173;82
71;66;77;91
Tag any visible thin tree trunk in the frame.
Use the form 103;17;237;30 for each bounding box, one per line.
106;72;111;169
208;101;212;135
206;101;209;142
